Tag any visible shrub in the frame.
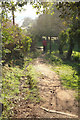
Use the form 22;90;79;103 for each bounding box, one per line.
2;21;32;66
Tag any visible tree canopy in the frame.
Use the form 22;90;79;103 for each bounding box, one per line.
1;1;27;25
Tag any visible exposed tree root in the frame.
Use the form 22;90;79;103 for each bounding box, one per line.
40;106;78;118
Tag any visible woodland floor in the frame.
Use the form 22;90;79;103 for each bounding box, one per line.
12;54;78;119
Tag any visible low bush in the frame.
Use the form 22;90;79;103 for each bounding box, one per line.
2;21;32;67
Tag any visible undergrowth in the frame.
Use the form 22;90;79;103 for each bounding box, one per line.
45;51;63;65
1;58;40;118
30;49;42;59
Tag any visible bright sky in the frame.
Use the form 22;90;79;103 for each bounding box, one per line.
15;3;39;26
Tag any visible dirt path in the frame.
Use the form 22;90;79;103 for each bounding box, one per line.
32;55;78;118
13;55;78;118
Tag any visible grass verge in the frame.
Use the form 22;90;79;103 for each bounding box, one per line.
45;51;79;93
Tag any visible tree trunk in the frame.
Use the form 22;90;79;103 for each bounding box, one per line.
59;44;63;55
12;5;15;25
12;10;15;25
66;39;74;60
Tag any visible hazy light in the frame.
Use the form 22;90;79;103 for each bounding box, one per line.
15;3;39;26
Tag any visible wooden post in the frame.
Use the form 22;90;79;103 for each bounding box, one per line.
50;36;51;54
46;36;48;41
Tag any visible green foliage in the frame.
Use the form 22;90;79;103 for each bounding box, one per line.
72;51;80;61
56;2;80;21
56;2;80;59
33;2;54;15
21;36;32;52
2;22;22;45
58;30;69;55
58;25;80;58
59;30;69;46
